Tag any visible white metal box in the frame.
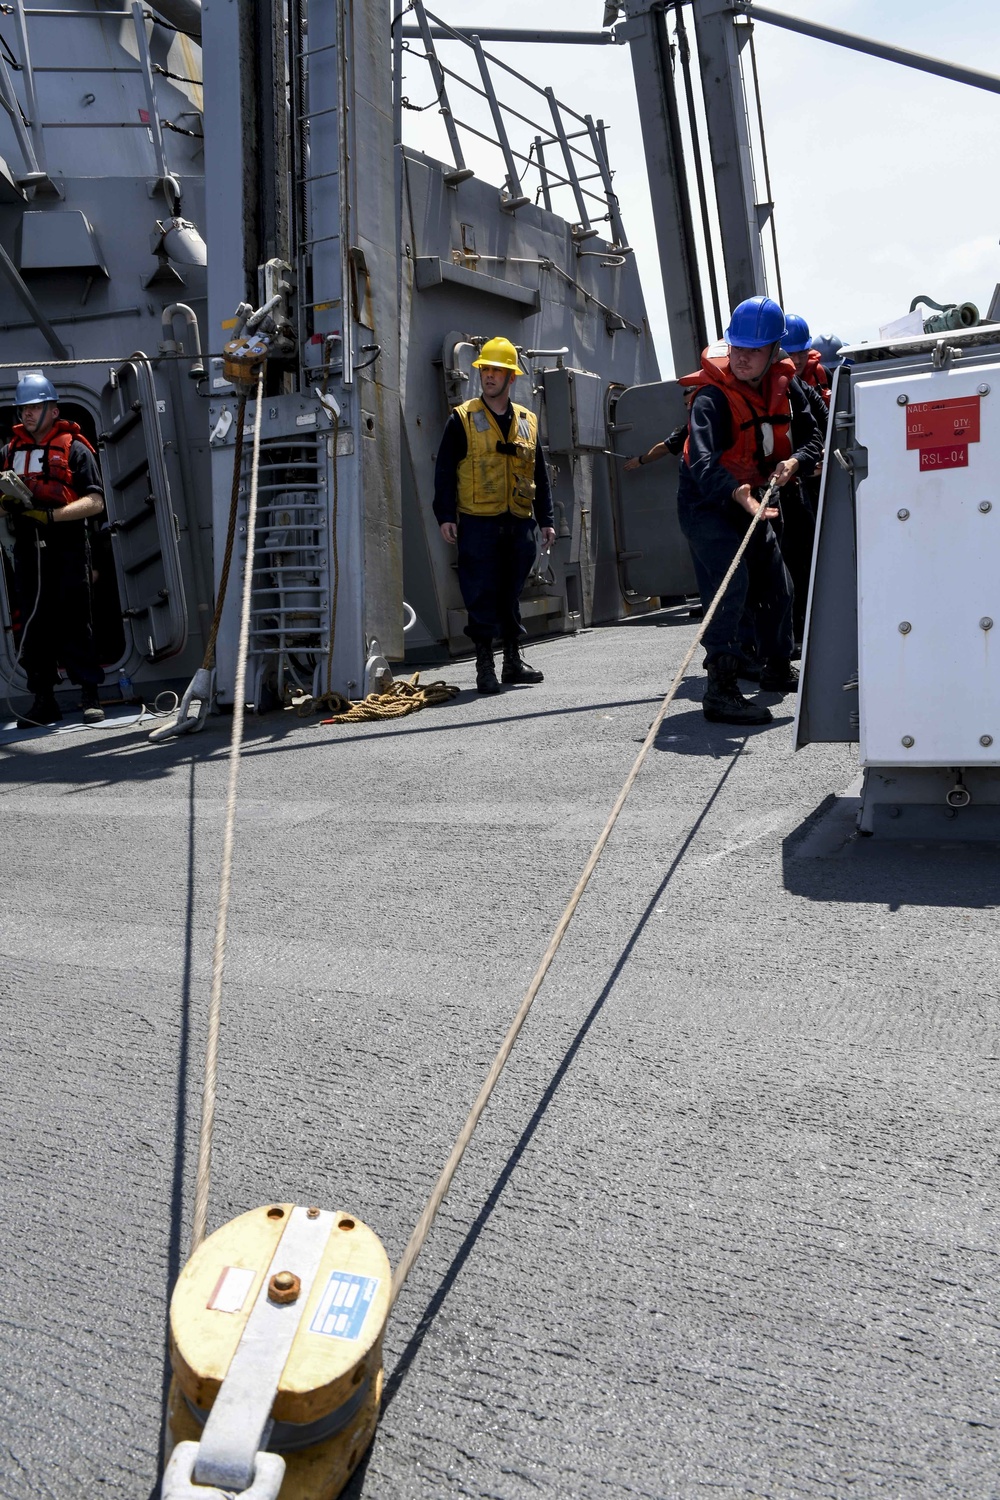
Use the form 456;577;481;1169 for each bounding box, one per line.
855;360;1000;767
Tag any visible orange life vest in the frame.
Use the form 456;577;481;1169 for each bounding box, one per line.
800;348;831;407
6;418;96;508
679;345;796;487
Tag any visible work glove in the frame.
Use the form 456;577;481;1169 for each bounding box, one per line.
0;470;33;513
22;508;52;526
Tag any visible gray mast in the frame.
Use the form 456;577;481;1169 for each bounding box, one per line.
690;0;767;309
619;0;707;374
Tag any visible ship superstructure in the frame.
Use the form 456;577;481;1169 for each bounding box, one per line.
0;0;693;715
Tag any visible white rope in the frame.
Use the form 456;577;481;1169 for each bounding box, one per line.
390;477;781;1306
189;367;266;1255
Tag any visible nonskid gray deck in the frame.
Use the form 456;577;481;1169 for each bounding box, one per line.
1;613;997;1499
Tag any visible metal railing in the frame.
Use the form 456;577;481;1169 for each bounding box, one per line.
0;0;198;196
394;0;629;248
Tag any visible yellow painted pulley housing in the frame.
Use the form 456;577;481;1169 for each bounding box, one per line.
221;334;269;386
166;1203;390;1500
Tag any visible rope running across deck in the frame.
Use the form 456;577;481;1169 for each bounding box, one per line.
180;426;778;1292
388;475;781;1307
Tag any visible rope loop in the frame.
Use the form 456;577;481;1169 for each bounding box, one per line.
320;672;459;724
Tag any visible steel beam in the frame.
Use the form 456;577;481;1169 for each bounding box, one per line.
691;0;766;309
0;241;69;358
398;27;617;45
738;5;1000;97
148;0;201;40
621;0;705;372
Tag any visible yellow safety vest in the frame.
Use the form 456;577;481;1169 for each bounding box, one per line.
455;398;538;519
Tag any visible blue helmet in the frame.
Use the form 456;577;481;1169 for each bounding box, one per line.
724;296;786;348
15;371;58;407
811;333;844;368
781;313;812;353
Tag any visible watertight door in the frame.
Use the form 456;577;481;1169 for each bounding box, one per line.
609;380;697;599
99;360;187;662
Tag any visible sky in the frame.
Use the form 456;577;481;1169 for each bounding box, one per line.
398;0;1000;375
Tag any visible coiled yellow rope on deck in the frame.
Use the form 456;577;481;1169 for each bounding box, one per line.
319;671;458;723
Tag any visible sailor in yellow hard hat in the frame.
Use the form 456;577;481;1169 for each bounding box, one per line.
433;336;556;693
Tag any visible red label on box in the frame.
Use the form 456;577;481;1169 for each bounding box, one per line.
906;394;980;449
918;444;968;471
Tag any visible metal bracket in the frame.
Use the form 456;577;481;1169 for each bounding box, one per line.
148;666;215;743
932;338;961;369
161;1441;285;1500
365;635;392;695
832;445;867;475
209;408;234;446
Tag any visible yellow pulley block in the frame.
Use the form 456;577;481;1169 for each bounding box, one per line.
162;1203;390;1500
222;333;270;387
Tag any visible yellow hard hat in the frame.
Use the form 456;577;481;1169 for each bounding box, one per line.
472;336;523;375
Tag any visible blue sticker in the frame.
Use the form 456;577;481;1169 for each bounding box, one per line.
309;1270;380;1341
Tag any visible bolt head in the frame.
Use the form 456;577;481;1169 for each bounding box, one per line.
268;1270;302;1305
979;383;991;396
306;1205;321;1219
898;621;912;634
981;617;994;631
901;735;915;748
980;501;993;513
981;734;993;747
897;508;910;521
897;393;909;406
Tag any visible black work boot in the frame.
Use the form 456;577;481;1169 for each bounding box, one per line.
501;641;544;684
81;685;105;724
703;654;772;726
16;692;63;729
475;643;501;695
736;654;762;683
759;659;800;693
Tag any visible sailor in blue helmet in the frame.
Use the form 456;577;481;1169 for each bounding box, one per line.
1;371;107;727
783;314;832;413
810;333;845;371
676;296;823;725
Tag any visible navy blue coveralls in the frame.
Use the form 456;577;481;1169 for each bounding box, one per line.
780;375;830;639
677;381;822;665
433;404;554;646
